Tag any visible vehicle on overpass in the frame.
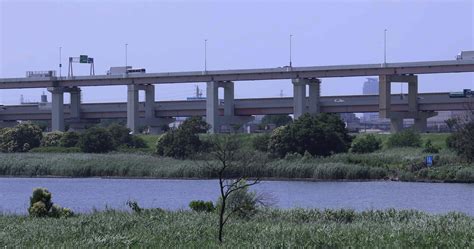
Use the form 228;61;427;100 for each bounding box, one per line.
107;66;146;75
449;89;472;98
456;51;474;60
26;70;56;78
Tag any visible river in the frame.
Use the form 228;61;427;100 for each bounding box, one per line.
0;178;472;215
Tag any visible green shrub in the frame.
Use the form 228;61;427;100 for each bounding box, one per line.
126;200;143;213
422;139;440;153
130;136;147;148
387;129;422;148
155;117;209;159
28;188;73;218
350;134;382;153
268;113;352;158
252;134;270;152
447;122;474;162
78;127;116;153
41;132;64;147
0;123;43;152
455;168;474;183
261;114;293;127
29;146;81;153
189;200;215;212
217;182;260;219
59;131;80;147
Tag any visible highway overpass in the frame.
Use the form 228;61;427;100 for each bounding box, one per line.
0;57;473;133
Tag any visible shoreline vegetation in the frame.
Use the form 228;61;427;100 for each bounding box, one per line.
1;208;472;247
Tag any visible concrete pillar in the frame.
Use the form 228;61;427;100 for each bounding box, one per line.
223;82;234;117
308;79;321;115
292;78;306;119
127;84;139;134
379;75;391;119
408;75;418;113
414;117;427;133
69;86;81;120
390;117;403;133
48;87;65;131
145;84;155;119
206;81;219;133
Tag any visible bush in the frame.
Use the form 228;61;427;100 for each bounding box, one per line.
217;182;260;219
422;139;440;154
350;134;382;154
252;134;271;152
189;200;215;212
261;115;293;127
455;168;474;183
0;123;43;152
268;113;352;158
59;131;80;147
41;132;64;147
387;129;422;148
28;188;73;218
78;127;116;153
155;117;209;159
447;122;474;162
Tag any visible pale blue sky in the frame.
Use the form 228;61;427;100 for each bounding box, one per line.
1;0;473;104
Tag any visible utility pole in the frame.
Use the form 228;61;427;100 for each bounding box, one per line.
125;43;128;68
204;39;207;72
289;34;293;67
59;46;62;77
384;29;387;65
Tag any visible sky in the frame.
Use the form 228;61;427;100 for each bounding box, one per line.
1;0;473;104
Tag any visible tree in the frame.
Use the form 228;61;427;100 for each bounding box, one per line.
350;134;382;154
203;135;267;243
78;127;116;153
0;123;43;152
387;129;422;148
261;114;293;128
447;122;474;162
268;113;352;158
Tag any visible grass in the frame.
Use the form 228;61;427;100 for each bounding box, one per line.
0;208;472;248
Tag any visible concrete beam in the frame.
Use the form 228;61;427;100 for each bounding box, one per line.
408;76;418;113
206;81;219;133
69;86;81;120
292;78;307;119
308;78;321;115
224;82;234;117
379;75;391;118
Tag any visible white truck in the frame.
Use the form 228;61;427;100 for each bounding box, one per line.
107;66;146;75
456;51;474;60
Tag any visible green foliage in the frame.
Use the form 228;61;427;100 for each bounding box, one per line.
126;200;143;214
350;134;382;154
1;209;472;248
268;113;352;158
252;133;271;152
261;114;293;127
78;127;116;153
189;200;215;212
387;129;422;148
422;139;440;154
155;117;209;159
41;132;64;147
0;123;43;152
59;131;80;148
447;122;474;162
107;123;147;148
455;167;474;183
28;188;73;218
29;146;81;153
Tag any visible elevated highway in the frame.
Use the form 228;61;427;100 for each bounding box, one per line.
0;93;470;121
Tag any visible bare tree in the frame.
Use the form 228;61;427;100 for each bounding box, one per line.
203;135;267;243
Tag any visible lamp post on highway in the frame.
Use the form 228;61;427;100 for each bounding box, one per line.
289;34;293;67
384;29;387;65
125;43;128;68
204;39;208;72
59;46;62;77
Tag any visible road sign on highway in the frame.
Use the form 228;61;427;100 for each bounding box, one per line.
79;55;88;63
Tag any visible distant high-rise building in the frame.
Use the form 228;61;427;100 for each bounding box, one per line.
362;78;379;122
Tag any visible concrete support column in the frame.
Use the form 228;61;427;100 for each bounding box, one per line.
48;87;65;132
408;75;418;113
69;86;81;120
379;75;391;119
414;117;427;133
127;84;139;134
223;82;234;117
206;81;219;133
292;78;307;119
144;84;155;119
308;79;321;115
390;117;403;133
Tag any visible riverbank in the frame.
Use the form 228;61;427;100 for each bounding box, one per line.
0;147;472;183
1;208;472;247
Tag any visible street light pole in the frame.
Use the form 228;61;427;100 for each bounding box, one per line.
59;46;62;78
289;34;293;67
125;43;128;68
384;29;387;65
204;39;207;72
